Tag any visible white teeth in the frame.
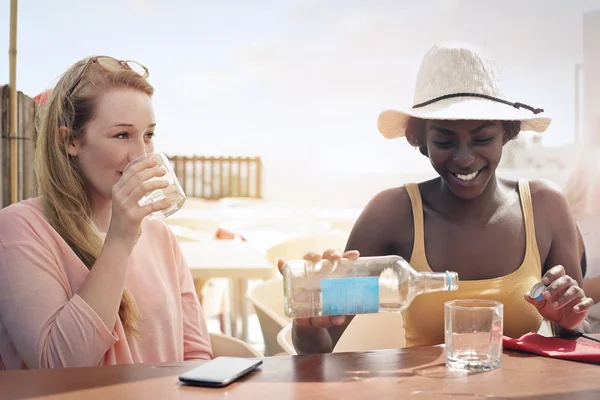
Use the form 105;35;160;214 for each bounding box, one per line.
455;171;479;182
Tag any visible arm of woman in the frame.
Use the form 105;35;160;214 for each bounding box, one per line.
526;181;593;334
0;214;121;369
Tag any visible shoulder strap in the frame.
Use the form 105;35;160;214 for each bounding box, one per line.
404;183;426;263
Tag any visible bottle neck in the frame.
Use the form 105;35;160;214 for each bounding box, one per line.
414;271;459;294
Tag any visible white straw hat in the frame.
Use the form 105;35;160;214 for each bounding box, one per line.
377;43;552;139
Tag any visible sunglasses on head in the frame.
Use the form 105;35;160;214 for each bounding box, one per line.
65;56;149;99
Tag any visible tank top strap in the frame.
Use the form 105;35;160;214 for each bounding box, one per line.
517;178;542;275
404;183;426;267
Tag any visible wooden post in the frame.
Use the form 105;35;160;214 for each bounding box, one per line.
235;157;241;197
8;0;18;204
255;157;262;199
22;95;35;199
219;158;224;198
243;157;250;197
1;86;7;206
191;155;197;197
202;158;207;198
227;157;233;198
181;156;188;194
196;157;204;198
208;156;215;199
17;91;23;200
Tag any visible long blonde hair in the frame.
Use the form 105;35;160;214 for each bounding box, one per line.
34;57;154;336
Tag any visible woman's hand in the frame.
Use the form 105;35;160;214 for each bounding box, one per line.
525;265;594;331
277;249;360;329
107;156;171;249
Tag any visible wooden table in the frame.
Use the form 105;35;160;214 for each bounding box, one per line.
179;240;275;341
3;347;600;399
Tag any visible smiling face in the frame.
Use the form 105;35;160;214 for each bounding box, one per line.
424;119;507;199
67;88;156;202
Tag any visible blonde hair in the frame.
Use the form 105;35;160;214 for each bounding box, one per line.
564;146;600;220
34;57;154;336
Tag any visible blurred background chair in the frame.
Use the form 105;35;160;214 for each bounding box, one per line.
209;332;263;358
277;324;296;356
246;277;291;356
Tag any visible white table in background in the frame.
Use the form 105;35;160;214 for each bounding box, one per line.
179;240;276;342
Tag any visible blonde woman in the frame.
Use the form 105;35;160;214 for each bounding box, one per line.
564;145;600;331
0;56;213;370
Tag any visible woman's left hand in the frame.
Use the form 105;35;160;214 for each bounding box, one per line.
525;265;594;331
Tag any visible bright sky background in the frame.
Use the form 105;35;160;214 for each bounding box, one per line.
1;0;600;175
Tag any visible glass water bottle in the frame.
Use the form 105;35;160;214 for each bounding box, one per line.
282;255;459;318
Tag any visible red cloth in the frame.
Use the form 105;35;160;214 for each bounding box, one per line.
503;332;600;363
214;228;246;241
33;90;51;104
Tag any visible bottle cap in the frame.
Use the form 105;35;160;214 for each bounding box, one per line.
529;282;546;301
445;271;459;291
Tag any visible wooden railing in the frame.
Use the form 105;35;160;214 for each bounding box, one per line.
168;156;263;199
0;85;37;208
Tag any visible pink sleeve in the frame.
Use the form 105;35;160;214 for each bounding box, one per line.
172;235;213;360
0;240;118;369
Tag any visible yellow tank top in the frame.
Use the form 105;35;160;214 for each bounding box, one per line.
402;179;543;347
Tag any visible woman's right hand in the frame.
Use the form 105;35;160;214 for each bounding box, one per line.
107;156;171;248
276;248;360;329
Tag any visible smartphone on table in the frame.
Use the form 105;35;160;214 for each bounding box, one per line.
179;356;263;388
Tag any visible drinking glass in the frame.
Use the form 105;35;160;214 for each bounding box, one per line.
127;152;186;219
444;300;503;371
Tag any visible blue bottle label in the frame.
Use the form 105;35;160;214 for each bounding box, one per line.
321;276;380;315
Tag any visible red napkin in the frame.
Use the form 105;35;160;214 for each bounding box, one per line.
503;332;600;363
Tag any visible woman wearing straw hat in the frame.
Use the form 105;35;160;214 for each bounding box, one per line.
280;43;594;354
